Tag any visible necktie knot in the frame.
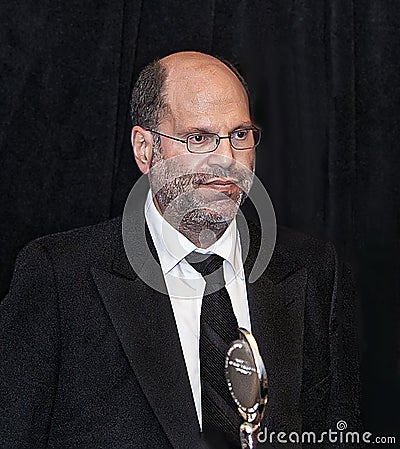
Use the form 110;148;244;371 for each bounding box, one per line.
186;252;224;277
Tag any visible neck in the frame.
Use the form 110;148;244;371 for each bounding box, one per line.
178;220;229;248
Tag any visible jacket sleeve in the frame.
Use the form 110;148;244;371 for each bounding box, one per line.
0;240;59;449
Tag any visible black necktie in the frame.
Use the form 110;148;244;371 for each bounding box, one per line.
186;252;242;448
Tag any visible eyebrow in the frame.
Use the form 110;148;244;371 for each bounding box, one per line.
178;121;255;136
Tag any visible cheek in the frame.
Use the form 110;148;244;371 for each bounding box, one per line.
160;141;187;159
235;150;255;171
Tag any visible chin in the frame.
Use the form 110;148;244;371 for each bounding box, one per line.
197;207;237;226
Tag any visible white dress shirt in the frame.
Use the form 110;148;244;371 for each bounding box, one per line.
144;191;251;429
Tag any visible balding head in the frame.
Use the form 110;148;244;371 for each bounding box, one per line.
161;51;249;101
130;51;250;131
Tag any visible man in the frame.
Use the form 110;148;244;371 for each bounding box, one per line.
0;52;361;448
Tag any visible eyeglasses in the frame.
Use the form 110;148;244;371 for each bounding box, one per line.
147;126;261;154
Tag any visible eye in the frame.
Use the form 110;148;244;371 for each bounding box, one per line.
232;129;250;140
191;134;206;143
187;133;212;145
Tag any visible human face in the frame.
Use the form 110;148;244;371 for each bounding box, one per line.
148;57;256;240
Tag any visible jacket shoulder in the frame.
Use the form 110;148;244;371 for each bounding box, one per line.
248;221;336;276
275;226;335;264
21;217;122;271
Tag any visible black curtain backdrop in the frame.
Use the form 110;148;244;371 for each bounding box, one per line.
1;0;399;438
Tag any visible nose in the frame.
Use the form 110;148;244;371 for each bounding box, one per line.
206;137;235;169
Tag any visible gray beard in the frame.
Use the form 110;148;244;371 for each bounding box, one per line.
149;141;252;246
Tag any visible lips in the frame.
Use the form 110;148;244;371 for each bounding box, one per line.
201;178;237;186
198;178;238;194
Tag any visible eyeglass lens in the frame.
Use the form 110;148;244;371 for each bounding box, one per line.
187;129;260;153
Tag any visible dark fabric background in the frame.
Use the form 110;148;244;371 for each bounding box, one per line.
1;0;399;438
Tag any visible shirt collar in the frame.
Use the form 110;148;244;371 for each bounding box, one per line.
144;190;244;278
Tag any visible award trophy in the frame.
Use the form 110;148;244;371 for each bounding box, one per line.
225;328;268;449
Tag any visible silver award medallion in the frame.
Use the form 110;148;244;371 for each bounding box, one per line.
225;328;268;449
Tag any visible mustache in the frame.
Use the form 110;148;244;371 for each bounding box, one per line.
149;157;254;195
191;169;242;185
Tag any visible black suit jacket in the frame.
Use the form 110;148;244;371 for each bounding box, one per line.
0;215;362;448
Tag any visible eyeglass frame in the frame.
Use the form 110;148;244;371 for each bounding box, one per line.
146;126;261;154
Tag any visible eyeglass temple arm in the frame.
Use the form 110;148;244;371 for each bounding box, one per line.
147;129;186;144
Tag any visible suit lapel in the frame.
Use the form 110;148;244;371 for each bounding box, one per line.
91;249;204;449
243;223;307;447
247;269;306;444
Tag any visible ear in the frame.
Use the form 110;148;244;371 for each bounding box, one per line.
131;126;154;174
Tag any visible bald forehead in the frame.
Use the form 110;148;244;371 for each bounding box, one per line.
161;52;234;78
160;51;247;101
158;52;250;127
